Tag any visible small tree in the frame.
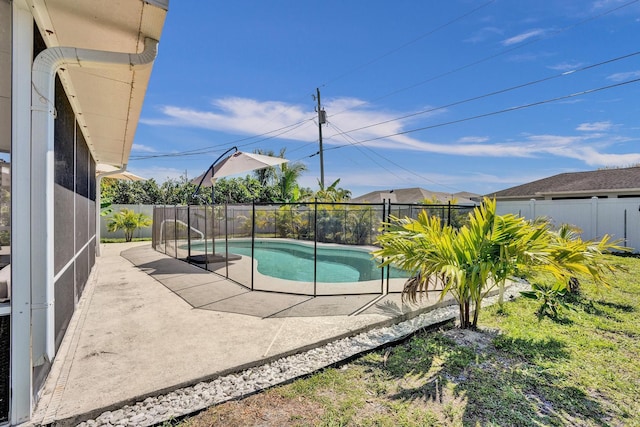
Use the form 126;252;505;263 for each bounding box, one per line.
107;208;152;242
373;198;623;329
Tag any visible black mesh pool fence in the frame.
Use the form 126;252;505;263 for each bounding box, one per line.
151;201;476;296
0;315;9;423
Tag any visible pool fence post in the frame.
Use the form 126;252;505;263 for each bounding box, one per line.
385;199;391;294
174;204;177;258
343;203;347;243
314;199;318;297
162;206;167;254
251;201;255;290
164;205;168;255
212;200;217;261
226;202;230;279
204;204;209;271
380;200;385;294
448;201;452;226
273;205;277;237
187;205;191;263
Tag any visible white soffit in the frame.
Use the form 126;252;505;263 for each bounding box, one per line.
30;0;168;166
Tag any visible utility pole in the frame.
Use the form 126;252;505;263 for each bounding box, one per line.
315;88;326;187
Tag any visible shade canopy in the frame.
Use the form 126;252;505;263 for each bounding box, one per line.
96;164;146;181
191;151;288;187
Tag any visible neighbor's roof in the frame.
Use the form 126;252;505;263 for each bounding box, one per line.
487;166;640;199
351;187;478;205
32;0;169;167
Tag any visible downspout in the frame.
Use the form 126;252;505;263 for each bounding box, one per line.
31;38;158;363
95;164;129;257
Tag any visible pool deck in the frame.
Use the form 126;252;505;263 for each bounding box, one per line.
30;242;455;426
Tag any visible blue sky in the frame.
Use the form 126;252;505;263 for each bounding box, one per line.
130;0;640;197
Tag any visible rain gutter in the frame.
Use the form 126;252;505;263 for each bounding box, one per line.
30;38;158;364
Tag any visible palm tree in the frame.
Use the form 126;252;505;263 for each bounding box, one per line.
314;178;351;202
277;158;307;202
107;208;152;242
251;148;307;202
373;198;623;329
252;148;280;187
542;223;625;294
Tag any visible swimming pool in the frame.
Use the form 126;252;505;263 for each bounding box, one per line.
188;239;409;283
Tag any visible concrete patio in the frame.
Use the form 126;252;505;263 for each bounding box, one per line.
30;242;455;426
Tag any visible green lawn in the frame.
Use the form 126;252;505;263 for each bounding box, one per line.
177;254;640;426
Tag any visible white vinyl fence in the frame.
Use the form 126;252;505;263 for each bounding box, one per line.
496;197;640;253
100;204;154;240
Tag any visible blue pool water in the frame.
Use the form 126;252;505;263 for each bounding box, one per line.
190;240;409;283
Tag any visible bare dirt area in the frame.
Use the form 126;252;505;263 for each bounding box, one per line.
179;393;326;427
440;326;500;351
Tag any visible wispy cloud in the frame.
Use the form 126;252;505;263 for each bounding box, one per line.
520;134;640;166
576;121;613;132
464;26;503;44
131;144;158;153
501;28;548;46
607;70;640;82
557;98;585;105
143;97;314;138
506;51;554;63
142;97;640;169
591;0;629;10
457;136;489;143
547;61;583;71
142;96;445;150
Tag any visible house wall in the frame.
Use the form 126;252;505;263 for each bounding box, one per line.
496;198;640;252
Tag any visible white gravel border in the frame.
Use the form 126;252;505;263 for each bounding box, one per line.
77;280;530;427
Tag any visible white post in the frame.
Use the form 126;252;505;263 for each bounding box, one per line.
591;196;599;239
11;1;34;423
529;198;536;219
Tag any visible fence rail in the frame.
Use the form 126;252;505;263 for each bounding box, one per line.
152;201;473;296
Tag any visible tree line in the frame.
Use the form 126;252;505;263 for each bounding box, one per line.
101;149;352;206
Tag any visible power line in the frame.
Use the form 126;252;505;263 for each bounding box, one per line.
130;0;640;166
130;117;315;160
327;122;409;184
327;122;465;193
324;77;640;152
328;0;640;119
324;50;640;139
133;2;497;163
320;0;496;88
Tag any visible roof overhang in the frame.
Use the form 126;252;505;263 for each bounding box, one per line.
29;0;168;167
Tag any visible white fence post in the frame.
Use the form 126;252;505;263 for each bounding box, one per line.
529;198;536;219
591;197;598;238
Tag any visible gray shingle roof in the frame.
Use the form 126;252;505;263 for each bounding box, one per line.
487;166;640;199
